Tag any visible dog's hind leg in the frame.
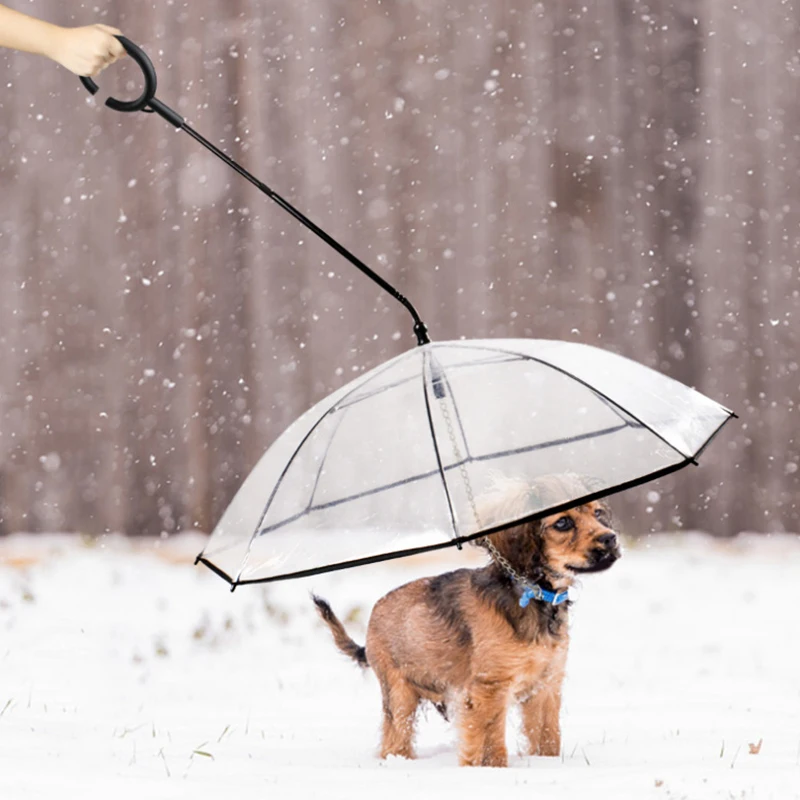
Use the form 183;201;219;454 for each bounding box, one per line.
377;670;420;760
457;681;510;767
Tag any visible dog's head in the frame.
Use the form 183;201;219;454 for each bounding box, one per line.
474;474;621;585
533;500;620;576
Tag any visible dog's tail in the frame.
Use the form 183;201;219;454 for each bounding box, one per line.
312;594;369;668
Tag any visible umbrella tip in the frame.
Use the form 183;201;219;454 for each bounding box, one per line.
414;321;430;346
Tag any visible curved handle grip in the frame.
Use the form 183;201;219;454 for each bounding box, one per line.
79;36;157;113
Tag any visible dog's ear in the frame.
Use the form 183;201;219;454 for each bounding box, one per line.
472;475;552;570
474;518;543;571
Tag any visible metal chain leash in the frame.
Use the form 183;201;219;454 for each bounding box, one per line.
438;395;481;529
436;385;535;593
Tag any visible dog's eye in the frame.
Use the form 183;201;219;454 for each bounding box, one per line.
553;516;574;532
594;507;610;523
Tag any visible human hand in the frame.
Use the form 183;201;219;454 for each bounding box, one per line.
46;24;125;76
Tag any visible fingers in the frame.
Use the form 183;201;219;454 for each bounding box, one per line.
51;24;127;76
87;60;105;78
84;52;114;78
93;24;126;62
94;24;125;57
86;25;126;76
106;39;125;63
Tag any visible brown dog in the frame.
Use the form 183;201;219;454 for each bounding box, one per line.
313;476;621;767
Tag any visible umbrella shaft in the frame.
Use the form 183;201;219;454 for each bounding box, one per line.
178;122;430;345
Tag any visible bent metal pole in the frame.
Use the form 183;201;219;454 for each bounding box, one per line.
81;36;431;346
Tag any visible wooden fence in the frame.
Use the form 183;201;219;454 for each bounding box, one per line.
0;0;797;537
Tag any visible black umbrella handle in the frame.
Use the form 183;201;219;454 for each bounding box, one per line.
79;36;185;128
80;37;430;345
79;36;156;112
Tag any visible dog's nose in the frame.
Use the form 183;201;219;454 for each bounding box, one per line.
597;532;618;549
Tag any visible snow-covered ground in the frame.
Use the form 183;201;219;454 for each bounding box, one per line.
1;531;798;799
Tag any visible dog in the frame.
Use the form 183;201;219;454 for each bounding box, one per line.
313;474;621;767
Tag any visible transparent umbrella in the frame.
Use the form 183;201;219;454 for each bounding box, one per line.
79;40;735;589
196;338;733;587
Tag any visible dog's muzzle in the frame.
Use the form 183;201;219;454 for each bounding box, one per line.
569;531;621;573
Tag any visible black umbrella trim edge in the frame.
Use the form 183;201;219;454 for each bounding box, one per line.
198;407;733;589
199;459;689;588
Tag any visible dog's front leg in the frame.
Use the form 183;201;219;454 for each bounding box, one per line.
457;680;510;767
520;685;562;757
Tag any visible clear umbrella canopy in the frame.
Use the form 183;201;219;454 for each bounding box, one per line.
197;339;733;587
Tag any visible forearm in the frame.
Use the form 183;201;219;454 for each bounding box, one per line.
0;4;62;59
0;5;123;75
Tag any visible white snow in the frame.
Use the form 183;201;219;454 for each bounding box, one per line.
1;532;799;799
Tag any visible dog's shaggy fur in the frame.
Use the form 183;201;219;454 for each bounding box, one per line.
313;475;621;767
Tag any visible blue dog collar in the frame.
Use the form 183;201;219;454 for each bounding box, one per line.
519;584;569;608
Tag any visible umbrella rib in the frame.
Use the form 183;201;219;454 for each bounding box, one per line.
232;408;336;585
443;341;695;460
230;352;417;584
468;421;638;462
256;421;633;534
422;350;460;540
305;399;350;512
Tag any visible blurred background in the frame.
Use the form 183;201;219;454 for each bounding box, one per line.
0;0;796;539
